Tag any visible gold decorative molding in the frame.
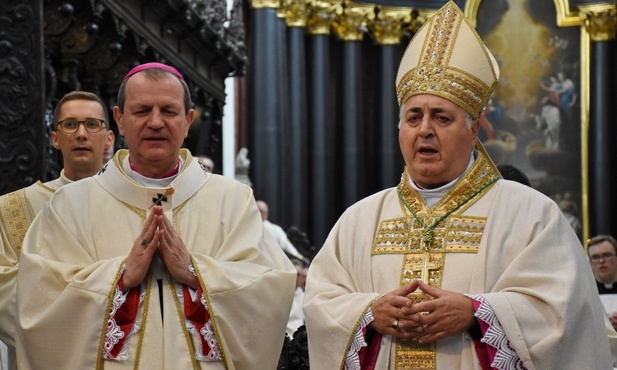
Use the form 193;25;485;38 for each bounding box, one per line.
463;0;480;27
368;6;413;45
578;3;617;41
408;9;435;34
465;0;583;28
307;0;343;35
554;0;583;27
580;27;591;245
258;0;428;43
332;2;375;41
250;0;280;9
279;0;310;27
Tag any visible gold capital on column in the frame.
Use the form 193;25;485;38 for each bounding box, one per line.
409;9;437;33
368;6;414;45
332;2;375;41
280;0;309;27
250;0;280;9
579;3;617;41
307;0;343;35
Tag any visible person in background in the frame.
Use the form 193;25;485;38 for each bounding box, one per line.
286;259;308;338
16;63;296;369
0;91;114;370
303;2;613;369
497;163;531;187
257;200;309;264
197;154;214;173
589;235;617;330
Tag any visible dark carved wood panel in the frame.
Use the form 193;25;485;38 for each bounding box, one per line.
0;0;246;194
0;1;46;193
278;325;310;370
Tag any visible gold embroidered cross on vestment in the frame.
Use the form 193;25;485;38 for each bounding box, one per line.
372;144;501;370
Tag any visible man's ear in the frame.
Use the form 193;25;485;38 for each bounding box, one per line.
51;131;60;150
470;118;480;140
106;130;115;150
184;108;195;138
113;106;125;136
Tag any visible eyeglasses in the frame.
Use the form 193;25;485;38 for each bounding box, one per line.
590;253;616;263
56;119;106;134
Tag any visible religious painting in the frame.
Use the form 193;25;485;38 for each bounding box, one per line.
473;0;583;239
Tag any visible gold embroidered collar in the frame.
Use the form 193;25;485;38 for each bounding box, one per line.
397;142;501;246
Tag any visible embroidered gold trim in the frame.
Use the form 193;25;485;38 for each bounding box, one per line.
0;189;34;254
133;276;153;370
395;339;436;370
372;143;500;369
122;202;147;219
395;2;497;119
35;180;56;193
167;270;200;369
96;261;128;369
339;296;382;370
192;257;229;366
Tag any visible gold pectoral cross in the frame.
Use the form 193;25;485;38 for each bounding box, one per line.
411;251;441;285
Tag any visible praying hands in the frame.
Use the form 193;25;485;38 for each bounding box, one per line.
123;205;196;290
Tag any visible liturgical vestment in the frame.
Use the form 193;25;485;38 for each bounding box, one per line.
0;171;72;370
304;147;613;369
16;149;296;370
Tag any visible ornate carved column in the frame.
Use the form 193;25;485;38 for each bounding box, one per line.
280;0;310;231
0;0;46;194
369;7;414;189
249;0;283;221
307;1;341;246
579;3;617;236
332;3;374;208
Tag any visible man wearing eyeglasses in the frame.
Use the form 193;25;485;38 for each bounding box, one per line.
589;235;617;331
0;90;114;370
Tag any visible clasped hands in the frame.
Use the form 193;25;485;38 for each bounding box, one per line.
369;280;475;344
122;206;197;290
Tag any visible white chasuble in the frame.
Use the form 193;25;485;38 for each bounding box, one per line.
304;144;613;370
16;149;296;370
0;171;72;370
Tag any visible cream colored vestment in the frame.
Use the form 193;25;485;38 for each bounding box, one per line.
16;150;296;369
0;171;72;370
304;149;613;370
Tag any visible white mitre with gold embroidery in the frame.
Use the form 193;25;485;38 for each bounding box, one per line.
395;1;500;119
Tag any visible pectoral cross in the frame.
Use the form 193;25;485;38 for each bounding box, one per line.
150;188;175;208
152;193;168;206
411;251;441;285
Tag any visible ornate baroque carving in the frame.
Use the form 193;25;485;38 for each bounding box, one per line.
579;3;617;42
280;0;309;28
0;1;42;192
307;0;343;35
251;0;281;9
332;2;375;41
369;6;413;45
228;0;247;76
256;0;426;44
